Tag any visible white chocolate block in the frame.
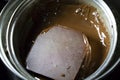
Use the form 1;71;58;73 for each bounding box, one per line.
26;26;90;80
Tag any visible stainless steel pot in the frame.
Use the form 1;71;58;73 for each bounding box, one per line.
0;0;118;80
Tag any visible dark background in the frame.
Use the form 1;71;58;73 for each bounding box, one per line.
0;0;120;80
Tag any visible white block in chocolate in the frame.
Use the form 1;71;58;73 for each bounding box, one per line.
26;25;90;80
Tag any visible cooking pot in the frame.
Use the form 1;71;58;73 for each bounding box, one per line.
0;0;118;80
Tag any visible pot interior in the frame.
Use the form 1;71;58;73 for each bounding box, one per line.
9;0;117;79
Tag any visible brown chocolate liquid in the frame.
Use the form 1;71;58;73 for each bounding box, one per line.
21;1;110;80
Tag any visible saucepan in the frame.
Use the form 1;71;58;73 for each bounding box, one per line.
0;0;118;80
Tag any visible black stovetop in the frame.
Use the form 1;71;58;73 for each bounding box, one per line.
0;0;120;80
